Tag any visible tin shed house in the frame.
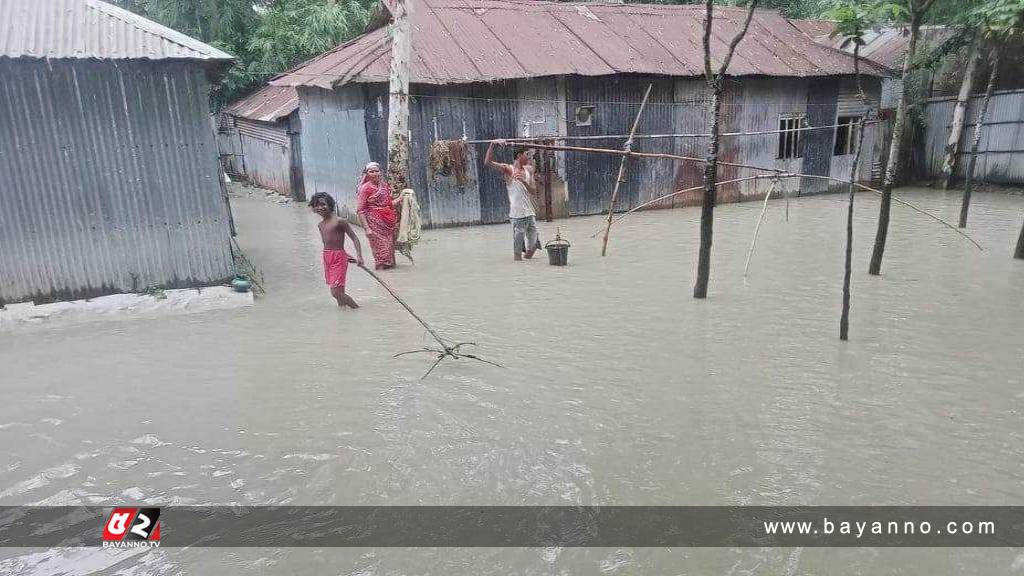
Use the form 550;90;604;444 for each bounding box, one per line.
271;0;893;229
219;85;305;199
0;0;237;305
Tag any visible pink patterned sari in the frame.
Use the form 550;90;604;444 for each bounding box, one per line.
357;177;398;268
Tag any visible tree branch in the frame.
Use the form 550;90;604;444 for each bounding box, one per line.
703;0;715;82
718;0;760;76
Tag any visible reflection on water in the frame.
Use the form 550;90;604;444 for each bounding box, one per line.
1;187;1022;574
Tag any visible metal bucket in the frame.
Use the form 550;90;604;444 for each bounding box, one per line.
545;237;570;266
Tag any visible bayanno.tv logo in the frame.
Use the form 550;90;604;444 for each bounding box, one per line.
102;508;161;549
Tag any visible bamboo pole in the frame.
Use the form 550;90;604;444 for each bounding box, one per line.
509;141;783;174
462;118;884;145
602;83;654;257
743;179;778;280
592;173;983;251
356;263;503;379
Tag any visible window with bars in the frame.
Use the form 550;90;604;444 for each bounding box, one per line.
777;116;805;159
833;115;863;156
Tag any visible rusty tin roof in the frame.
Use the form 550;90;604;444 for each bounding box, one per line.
223;85;299;123
272;0;891;89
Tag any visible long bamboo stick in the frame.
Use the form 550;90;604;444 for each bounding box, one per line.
743;179;778;279
602;84;653;257
462;118;883;144
510;141;784;174
592;173;983;251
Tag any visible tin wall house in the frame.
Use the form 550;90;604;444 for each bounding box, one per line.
270;0;893;229
221;85;305;200
0;0;236;304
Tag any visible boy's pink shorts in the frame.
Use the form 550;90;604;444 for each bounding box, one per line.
323;249;349;288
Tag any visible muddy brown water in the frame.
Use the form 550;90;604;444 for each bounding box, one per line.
1;187;1022;574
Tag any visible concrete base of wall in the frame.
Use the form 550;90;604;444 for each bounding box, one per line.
1;287;254;331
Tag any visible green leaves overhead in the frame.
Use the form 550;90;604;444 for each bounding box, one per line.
248;0;374;77
970;0;1024;42
114;0;375;108
824;0;905;48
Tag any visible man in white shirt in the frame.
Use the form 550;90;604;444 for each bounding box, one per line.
485;140;542;261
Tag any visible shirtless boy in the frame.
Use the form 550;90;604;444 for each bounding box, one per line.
309;192;365;308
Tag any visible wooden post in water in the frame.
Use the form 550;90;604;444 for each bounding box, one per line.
387;0;413;194
543;144;554;223
601;83;653;256
1015;219;1024;259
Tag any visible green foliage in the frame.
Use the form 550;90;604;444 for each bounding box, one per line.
248;0;374;78
824;0;905;48
113;0;375;109
970;0;1024;42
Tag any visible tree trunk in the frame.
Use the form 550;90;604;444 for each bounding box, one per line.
868;12;922;276
692;0;757;299
386;0;413;194
1015;218;1024;259
941;41;981;190
841;45;867;342
959;47;1001;229
694;85;722;299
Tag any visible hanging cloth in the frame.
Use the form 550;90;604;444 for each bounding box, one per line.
397;189;422;262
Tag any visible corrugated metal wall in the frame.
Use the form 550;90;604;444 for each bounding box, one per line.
297;85;372;215
296;74;885;229
830;78;883;187
409;85;485;227
565;75;676;215
918;89;1024;184
516;77;570;219
236;117;293;196
801;79;840;195
0;59;234;305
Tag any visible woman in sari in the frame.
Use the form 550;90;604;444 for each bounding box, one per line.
356;162;405;269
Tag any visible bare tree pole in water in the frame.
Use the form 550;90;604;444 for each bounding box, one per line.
841;45;871;341
601;83;653;257
356;264;503;379
386;0;412;194
694;0;759;299
941;40;981;190
959;47;1001;228
869;0;936;276
1016;219;1024;259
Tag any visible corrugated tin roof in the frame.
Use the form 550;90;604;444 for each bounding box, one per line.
0;0;234;61
271;0;890;89
223;85;298;123
791;19;835;40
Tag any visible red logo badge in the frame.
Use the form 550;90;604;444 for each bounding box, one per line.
102;508;161;548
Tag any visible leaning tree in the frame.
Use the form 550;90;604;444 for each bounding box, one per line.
868;0;938;276
958;0;1024;228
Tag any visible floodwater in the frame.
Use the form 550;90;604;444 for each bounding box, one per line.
1;186;1022;574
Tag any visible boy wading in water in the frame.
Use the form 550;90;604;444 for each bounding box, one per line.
309;192;365;308
486;140;541;261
